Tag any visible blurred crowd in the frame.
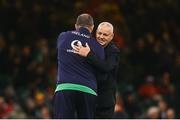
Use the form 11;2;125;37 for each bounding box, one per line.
0;0;180;118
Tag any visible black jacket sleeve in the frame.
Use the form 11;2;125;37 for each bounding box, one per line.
86;43;120;73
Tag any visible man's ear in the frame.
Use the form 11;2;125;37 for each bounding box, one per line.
75;24;78;30
89;25;94;33
111;33;114;40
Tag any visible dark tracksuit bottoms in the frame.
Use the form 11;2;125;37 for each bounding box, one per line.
53;90;96;119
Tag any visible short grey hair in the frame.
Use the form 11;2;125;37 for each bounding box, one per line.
97;22;114;33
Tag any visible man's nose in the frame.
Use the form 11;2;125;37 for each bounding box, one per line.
99;34;104;39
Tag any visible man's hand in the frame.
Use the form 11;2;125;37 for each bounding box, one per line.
73;43;90;57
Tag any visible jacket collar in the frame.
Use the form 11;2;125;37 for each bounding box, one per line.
77;27;91;36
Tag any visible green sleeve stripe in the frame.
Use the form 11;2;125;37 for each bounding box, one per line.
55;83;97;96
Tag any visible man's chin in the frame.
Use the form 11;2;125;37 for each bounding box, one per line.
99;42;105;46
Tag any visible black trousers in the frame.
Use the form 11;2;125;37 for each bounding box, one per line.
95;89;116;119
95;105;115;119
53;90;96;119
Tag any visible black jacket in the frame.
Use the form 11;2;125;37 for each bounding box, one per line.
86;41;120;108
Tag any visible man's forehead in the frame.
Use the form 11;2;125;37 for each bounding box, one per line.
97;22;113;33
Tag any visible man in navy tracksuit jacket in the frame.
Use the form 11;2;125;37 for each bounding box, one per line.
53;14;104;118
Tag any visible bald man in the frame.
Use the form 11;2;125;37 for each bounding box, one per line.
73;22;120;118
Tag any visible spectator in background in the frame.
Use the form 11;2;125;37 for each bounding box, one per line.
114;92;128;118
146;106;160;119
166;108;175;119
158;99;168;119
138;75;160;98
173;53;180;116
122;89;142;118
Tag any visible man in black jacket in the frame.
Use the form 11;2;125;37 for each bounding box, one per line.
73;22;120;118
